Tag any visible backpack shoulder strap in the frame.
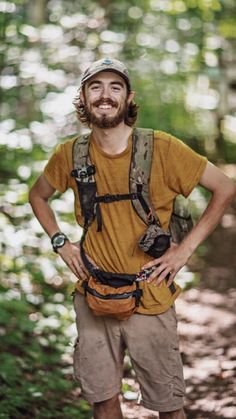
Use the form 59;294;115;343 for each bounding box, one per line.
130;128;158;226
72;132;92;175
71;133;97;227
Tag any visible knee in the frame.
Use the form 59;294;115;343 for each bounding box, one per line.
159;408;186;419
94;394;121;419
94;393;119;408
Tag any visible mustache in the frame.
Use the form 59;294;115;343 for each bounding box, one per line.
92;98;118;108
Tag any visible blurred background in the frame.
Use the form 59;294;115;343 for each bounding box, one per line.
0;1;236;418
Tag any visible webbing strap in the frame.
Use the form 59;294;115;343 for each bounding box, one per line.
80;244;137;284
82;282;138;300
95;192;139;204
80;238;176;295
95;203;103;232
94;191;155;231
94;190;155;227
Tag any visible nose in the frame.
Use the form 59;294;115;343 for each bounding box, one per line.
99;85;111;99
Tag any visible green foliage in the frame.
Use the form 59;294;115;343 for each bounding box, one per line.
0;0;236;417
0;287;92;418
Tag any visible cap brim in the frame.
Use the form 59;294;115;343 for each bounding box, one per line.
81;68;131;90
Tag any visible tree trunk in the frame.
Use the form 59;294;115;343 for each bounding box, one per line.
28;0;48;26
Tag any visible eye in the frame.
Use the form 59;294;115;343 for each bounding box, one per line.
91;85;100;91
112;85;121;91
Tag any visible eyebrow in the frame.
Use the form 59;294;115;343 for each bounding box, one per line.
87;80;125;88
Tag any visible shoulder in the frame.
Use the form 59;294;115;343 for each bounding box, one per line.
152;130;176;157
154;130;172;142
153;130;197;155
153;130;183;146
55;136;77;154
51;137;79;167
46;137;79;174
134;128;183;158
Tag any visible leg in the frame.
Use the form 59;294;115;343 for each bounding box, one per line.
121;306;186;413
159;408;186;419
73;293;124;405
94;394;123;419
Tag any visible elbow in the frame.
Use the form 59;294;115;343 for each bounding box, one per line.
28;185;51;208
231;182;236;202
212;179;236;208
28;186;42;208
223;180;236;206
28;187;35;207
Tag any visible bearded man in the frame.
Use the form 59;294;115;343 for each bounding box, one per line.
29;58;236;419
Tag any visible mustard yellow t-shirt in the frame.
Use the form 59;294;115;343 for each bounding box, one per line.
44;130;207;314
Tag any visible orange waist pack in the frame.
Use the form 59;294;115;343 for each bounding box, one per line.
82;276;143;321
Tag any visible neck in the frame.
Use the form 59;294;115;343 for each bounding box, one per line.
91;122;133;155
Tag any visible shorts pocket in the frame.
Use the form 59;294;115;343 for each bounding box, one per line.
169;344;186;398
169;344;181;374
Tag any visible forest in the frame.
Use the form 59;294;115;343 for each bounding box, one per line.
0;0;236;418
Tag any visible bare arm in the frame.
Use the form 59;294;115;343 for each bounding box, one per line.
142;162;236;285
179;161;236;255
29;174;89;279
29;174;60;237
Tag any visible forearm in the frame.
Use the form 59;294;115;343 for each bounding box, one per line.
143;186;235;285
29;195;60;238
29;192;90;279
29;174;90;279
180;187;235;257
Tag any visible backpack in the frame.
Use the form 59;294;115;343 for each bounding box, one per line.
70;128;193;319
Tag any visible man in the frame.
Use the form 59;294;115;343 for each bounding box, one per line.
29;58;236;419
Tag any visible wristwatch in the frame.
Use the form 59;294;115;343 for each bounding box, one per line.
51;232;68;253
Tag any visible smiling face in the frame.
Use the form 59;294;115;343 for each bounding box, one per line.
80;71;134;128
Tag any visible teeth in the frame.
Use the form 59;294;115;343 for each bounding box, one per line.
98;105;112;109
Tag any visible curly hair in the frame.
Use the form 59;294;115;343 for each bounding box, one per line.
73;94;139;128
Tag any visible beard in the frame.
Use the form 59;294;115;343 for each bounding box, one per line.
84;98;128;128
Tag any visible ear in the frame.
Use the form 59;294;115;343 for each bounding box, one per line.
127;90;135;104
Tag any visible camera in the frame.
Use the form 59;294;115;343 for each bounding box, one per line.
138;224;171;258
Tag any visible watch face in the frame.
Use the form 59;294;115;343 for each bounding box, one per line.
52;233;67;249
54;235;66;247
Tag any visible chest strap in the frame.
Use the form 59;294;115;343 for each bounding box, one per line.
95;192;139;203
94;189;155;232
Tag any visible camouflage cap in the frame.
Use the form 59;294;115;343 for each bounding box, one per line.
80;58;131;90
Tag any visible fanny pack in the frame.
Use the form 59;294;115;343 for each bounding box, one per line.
80;248;143;320
82;275;142;321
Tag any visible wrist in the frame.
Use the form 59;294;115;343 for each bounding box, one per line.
179;237;195;260
51;232;69;253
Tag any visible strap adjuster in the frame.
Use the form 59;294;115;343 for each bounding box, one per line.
103;194;112;203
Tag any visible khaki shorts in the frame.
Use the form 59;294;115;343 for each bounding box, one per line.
73;292;185;413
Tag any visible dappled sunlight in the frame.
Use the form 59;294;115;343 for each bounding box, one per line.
186;76;220;111
1;0;236;417
222;115;236;143
176;288;236;418
40;88;76;119
221;213;236;228
175;267;200;289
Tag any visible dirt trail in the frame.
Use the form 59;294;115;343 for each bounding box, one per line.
121;210;236;419
121;288;236;419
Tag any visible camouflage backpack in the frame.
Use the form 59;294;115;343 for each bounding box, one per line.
71;127;193;251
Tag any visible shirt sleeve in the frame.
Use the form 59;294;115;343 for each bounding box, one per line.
166;133;208;197
43;143;71;193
